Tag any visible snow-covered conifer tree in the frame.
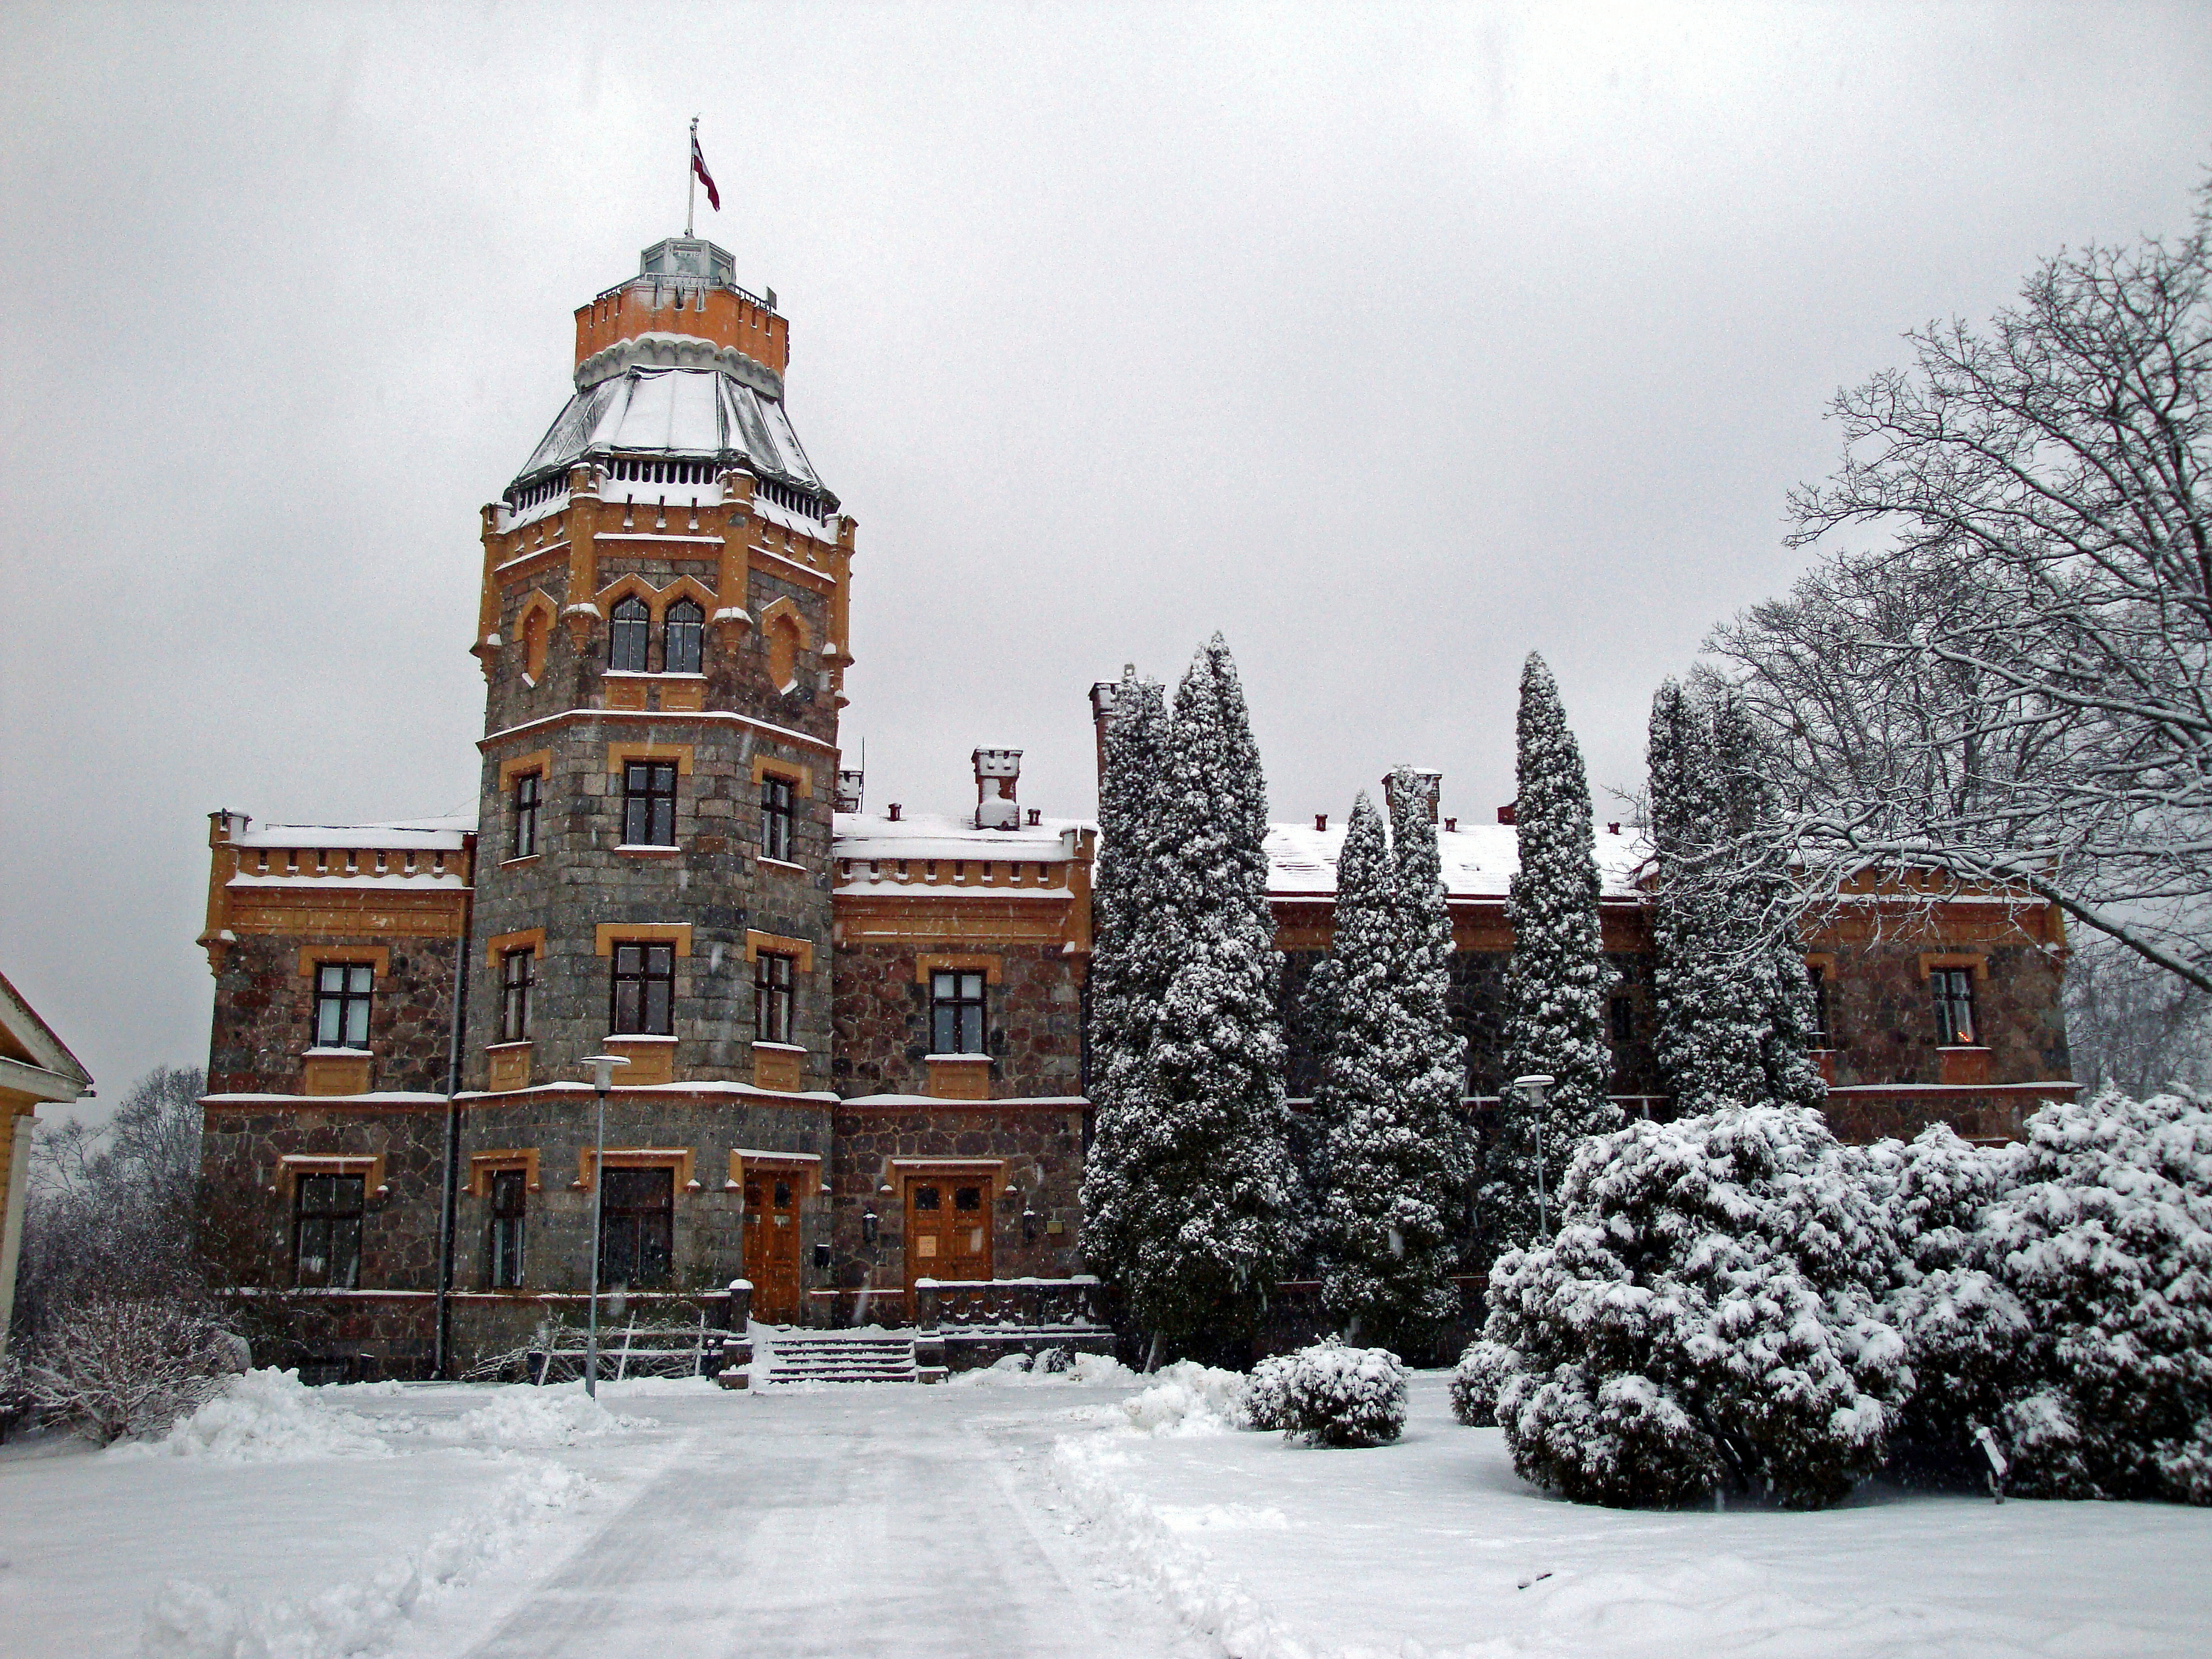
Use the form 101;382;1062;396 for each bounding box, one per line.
1078;669;1175;1289
1107;637;1303;1356
1312;780;1470;1355
1488;655;1620;1246
1647;680;1768;1114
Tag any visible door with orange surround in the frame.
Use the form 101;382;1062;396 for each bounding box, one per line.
904;1176;993;1295
742;1172;803;1323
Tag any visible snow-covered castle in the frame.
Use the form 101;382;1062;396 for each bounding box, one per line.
194;236;2078;1379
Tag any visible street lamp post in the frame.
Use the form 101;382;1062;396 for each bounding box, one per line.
1513;1074;1556;1239
579;1053;629;1399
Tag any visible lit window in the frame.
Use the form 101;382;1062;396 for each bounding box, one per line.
665;598;704;674
931;970;987;1054
609;596;651;672
623;760;677;845
761;774;794;862
755;951;795;1044
611;942;674;1036
500;948;535;1043
1932;968;1977;1047
313;963;372;1050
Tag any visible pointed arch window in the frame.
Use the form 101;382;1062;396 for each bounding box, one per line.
609;597;651;672
664;598;704;674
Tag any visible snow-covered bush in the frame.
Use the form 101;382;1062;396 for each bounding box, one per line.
1979;1090;2212;1502
1449;1339;1517;1427
22;1298;245;1446
1484;1106;1906;1509
1269;1338;1410;1447
1121;1360;1251;1435
1245;1352;1297;1431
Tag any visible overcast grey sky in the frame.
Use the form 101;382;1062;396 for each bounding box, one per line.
3;2;2207;1116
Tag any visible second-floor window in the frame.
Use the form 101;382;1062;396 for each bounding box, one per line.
755;951;794;1044
512;771;541;859
1932;968;1977;1047
611;942;675;1036
1608;994;1635;1045
762;774;794;862
313;963;372;1050
609;596;651;672
295;1173;364;1289
931;969;987;1054
623;760;677;845
488;1168;526;1289
665;598;704;674
500;948;535;1042
1809;964;1833;1047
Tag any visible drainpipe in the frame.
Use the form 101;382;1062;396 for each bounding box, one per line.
433;857;475;1379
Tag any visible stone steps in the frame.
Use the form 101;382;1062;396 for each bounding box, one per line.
760;1330;919;1385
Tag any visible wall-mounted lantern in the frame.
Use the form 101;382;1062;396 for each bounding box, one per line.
862;1207;880;1246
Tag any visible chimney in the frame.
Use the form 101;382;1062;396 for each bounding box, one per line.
1386;768;1443;826
1497;802;1517;826
1607;822;1621;836
1314;813;1328;831
1088;674;1124;786
974;748;1022;831
1444;817;1457;833
888;802;902;822
836;768;865;814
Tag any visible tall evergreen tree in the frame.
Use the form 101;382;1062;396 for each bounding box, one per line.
1097;637;1303;1357
1711;691;1828;1112
1079;669;1174;1289
1647;679;1769;1114
1489;654;1621;1247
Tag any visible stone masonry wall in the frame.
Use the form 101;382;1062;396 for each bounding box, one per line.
831;942;1084;1099
1821;936;2070;1090
207;936;459;1096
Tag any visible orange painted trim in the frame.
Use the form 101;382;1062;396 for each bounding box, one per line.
751;755;814;795
276;1153;386;1195
729;1148;824;1195
743;929;816;973
594;923;692;957
468;1148;541;1197
484;927;547;967
606;740;695;777
1919;952;1990;981
297;946;391;979
574;1146;696;1192
498;749;554;791
913;952;1004;987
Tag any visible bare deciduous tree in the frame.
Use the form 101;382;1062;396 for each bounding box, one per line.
1710;187;2212;991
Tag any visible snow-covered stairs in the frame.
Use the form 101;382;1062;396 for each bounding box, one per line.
759;1329;920;1384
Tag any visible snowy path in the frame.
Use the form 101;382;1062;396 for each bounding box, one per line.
454;1386;1198;1659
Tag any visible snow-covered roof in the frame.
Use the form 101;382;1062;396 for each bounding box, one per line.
230;815;474;852
833;811;1091;866
511;359;826;498
1266;821;1651;902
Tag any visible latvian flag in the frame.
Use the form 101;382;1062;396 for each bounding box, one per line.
692;130;720;212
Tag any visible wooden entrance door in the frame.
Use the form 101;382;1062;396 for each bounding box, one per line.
743;1171;803;1323
905;1176;993;1292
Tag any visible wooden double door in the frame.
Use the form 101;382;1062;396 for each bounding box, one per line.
904;1175;993;1290
743;1170;804;1323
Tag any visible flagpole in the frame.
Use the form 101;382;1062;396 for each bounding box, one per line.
686;116;697;238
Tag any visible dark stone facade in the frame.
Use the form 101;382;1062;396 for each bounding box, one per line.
207;934;460;1096
831;942;1084;1100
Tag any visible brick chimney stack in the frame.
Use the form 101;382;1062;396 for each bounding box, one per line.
1386;768;1444;825
1088;674;1125;786
974;748;1022;830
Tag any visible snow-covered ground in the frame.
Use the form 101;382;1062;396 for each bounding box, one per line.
2;1366;2205;1658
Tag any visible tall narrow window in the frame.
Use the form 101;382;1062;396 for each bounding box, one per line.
313;963;373;1050
488;1169;527;1289
609;596;651;672
1932;968;1977;1047
512;771;542;859
294;1174;364;1289
598;1167;674;1288
1808;964;1832;1047
1608;994;1636;1045
611;942;675;1036
623;760;677;845
931;969;987;1054
664;598;704;674
761;774;794;862
755;951;795;1044
500;948;535;1042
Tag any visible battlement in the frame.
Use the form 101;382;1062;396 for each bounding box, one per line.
574;238;788;374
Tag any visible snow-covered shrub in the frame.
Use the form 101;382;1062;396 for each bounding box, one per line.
1245;1352;1297;1431
1979;1090;2212;1503
22;1298;244;1446
1449;1339;1517;1427
1120;1360;1250;1435
1272;1338;1410;1447
1037;1344;1075;1374
1484;1106;1906;1509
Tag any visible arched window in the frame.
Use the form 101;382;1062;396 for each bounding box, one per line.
664;598;704;674
609;597;651;672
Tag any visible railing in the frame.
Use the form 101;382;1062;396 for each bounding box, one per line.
754;475;827;521
913;1276;1105;1332
466;1315;743;1384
